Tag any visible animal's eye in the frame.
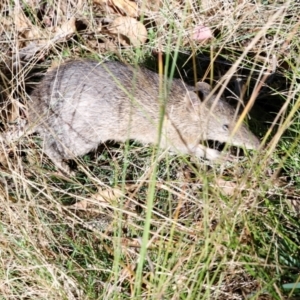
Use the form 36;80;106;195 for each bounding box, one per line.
223;124;229;131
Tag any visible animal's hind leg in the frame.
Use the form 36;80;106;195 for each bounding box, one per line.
42;138;71;174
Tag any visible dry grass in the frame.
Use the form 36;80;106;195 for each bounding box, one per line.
1;0;300;299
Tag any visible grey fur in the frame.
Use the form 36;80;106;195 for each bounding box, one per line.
4;60;260;172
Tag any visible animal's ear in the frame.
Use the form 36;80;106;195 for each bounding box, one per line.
194;81;212;98
194;81;214;102
185;81;213;111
